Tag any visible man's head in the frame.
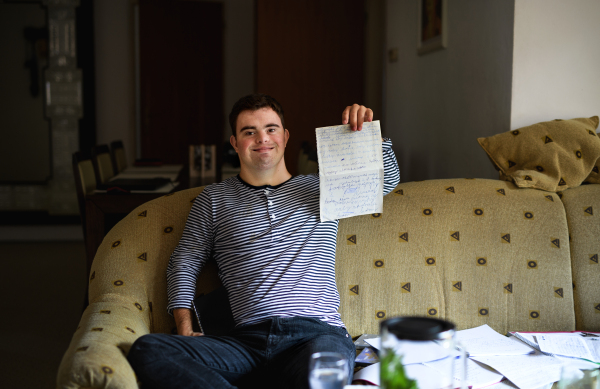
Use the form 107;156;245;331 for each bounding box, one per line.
229;94;285;137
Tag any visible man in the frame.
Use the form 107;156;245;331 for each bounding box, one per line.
127;94;400;388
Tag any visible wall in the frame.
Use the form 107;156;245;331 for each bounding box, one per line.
94;0;136;164
0;3;50;184
384;0;514;182
511;0;600;130
223;0;255;140
364;0;385;125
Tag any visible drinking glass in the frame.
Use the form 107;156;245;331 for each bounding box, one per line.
380;316;465;389
309;352;349;389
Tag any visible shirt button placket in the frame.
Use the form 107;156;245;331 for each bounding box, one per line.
264;189;275;241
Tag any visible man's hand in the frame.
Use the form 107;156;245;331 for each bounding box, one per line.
342;104;373;131
174;308;204;337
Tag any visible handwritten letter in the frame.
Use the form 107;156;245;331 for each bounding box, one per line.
316;121;383;222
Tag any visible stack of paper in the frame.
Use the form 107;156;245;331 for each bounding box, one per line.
354;329;505;388
353;325;585;389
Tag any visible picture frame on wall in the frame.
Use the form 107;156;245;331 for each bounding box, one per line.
417;0;447;55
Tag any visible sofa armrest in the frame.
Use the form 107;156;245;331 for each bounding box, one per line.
56;299;150;389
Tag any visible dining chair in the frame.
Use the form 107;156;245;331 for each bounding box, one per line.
72;152;97;235
110;140;127;174
91;145;115;184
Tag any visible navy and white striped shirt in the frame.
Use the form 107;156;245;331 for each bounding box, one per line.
167;140;400;328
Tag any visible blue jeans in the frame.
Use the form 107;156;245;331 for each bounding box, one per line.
127;316;355;389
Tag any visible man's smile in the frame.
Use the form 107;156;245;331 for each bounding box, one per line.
252;146;274;152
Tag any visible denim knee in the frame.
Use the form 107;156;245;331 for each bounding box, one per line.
127;333;167;365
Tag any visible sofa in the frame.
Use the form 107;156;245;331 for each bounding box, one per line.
56;178;600;388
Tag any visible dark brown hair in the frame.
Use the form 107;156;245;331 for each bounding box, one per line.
228;93;285;136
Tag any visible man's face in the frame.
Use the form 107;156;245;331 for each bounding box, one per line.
230;107;289;172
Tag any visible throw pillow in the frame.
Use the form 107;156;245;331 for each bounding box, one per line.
583;131;600;185
478;116;600;192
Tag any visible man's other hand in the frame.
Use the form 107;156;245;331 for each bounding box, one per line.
342;104;373;131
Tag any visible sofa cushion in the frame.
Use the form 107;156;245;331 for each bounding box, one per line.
559;184;600;331
477;117;600;192
336;178;576;337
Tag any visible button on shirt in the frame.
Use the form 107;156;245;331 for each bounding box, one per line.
167;139;400;328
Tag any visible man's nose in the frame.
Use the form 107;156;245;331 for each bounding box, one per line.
257;132;269;143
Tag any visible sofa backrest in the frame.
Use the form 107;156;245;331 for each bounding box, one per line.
88;178;584;337
336;178;576;337
559;184;600;331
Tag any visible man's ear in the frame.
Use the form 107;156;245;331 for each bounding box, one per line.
284;129;290;146
230;134;238;152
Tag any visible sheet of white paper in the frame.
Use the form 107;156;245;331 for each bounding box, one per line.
537;334;594;361
471;350;563;389
353;362;461;388
316;121;383;222
424;357;504;389
483;380;518;389
484;380;553;389
366;336;459;365
375;337;449;365
583;338;600;362
555;355;600;370
365;337;381;350
353;362;380;385
514;333;538;348
404;363;460;389
456;325;535;356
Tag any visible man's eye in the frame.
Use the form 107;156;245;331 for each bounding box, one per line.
268;128;276;132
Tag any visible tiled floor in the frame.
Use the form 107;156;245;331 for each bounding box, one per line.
0;241;87;389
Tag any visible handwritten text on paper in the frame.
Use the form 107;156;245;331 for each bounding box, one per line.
316;121;383;222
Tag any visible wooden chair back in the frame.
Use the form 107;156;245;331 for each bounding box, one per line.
72;152;97;236
110;140;127;174
91;145;115;184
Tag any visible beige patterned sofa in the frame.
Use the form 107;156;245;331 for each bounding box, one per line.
57;179;599;389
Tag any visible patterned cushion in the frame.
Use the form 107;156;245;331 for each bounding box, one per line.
336;178;576;337
559;184;600;331
477;116;600;192
584;131;600;185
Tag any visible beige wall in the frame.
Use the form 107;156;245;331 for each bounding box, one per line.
383;0;515;182
511;0;600;130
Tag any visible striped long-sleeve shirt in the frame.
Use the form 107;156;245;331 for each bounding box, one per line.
167;139;400;328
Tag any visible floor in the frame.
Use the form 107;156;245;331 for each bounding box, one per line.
0;239;87;389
